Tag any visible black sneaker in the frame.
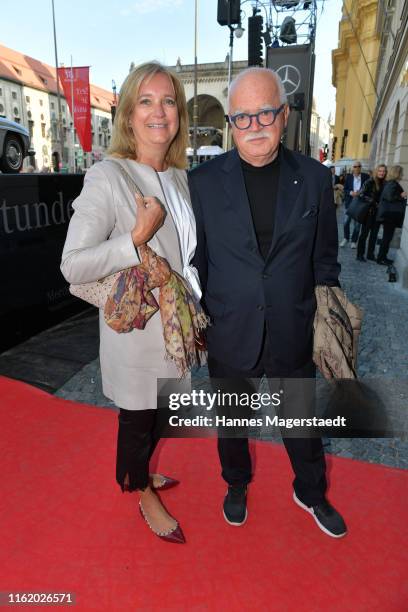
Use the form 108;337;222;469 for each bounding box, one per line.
293;492;347;538
223;484;248;526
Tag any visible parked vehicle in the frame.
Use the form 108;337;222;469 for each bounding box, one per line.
0;117;34;173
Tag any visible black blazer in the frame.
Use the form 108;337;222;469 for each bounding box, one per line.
188;146;340;373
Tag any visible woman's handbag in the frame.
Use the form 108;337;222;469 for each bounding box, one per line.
69;271;122;309
346;195;372;224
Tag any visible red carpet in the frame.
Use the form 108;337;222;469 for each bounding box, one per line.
0;375;407;612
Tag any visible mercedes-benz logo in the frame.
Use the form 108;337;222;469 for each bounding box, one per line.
276;65;301;96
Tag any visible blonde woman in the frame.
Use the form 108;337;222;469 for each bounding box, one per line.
61;62;198;544
377;165;407;265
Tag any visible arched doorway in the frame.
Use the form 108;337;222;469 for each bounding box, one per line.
51;151;60;173
187;95;225;148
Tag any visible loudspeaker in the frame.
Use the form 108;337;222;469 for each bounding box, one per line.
362;133;368;143
217;0;241;26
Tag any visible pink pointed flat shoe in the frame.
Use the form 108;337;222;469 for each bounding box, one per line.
150;474;180;491
139;502;185;544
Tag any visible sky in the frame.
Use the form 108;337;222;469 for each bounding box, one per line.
1;0;342;120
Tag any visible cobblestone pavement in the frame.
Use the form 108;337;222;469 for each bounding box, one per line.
56;210;408;469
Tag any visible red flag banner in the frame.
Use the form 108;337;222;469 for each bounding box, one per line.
57;66;92;152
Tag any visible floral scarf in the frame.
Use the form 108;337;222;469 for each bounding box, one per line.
103;244;208;377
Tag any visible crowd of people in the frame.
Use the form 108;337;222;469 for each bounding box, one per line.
331;161;407;266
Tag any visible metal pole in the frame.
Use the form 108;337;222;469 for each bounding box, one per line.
225;24;234;150
51;0;64;170
193;0;199;166
70;55;76;172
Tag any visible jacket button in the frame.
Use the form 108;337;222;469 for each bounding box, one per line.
257;305;264;311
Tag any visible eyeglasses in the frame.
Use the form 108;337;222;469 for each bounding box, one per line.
228;105;285;130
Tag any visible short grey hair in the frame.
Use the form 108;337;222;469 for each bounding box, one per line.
228;67;288;111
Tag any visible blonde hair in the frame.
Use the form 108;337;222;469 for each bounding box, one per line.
387;165;403;181
373;164;387;190
108;61;189;169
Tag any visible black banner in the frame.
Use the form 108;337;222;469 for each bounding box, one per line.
267;44;315;156
0;173;86;351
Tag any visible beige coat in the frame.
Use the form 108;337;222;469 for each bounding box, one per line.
313;285;363;380
61;157;191;410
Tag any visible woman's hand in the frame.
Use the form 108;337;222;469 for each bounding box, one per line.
131;193;166;246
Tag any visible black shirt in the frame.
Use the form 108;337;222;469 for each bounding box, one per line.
240;151;280;260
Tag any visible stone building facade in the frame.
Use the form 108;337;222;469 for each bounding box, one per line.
370;1;408;289
332;0;380;162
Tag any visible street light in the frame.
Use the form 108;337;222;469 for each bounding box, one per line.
51;0;64;170
193;0;199;166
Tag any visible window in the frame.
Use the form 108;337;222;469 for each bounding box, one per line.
99;133;103;146
37;75;48;85
0;103;4;114
40;99;43;106
51;102;55;110
14;117;20;124
0;88;2;96
12;91;17;99
26;95;30;103
13;65;22;76
28;121;34;139
41;123;46;138
62;104;65;112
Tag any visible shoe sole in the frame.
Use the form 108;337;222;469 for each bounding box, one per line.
293;492;347;538
223;508;248;527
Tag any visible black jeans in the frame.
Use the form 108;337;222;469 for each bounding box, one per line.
377;221;396;261
116;407;169;492
208;333;327;507
357;213;380;258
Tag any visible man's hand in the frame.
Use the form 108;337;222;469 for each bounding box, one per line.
131;193;166;247
350;190;359;197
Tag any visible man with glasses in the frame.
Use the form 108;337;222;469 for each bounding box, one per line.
340;161;370;248
188;67;346;538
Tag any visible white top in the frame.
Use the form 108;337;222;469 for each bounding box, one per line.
353;175;362;192
157;168;201;300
